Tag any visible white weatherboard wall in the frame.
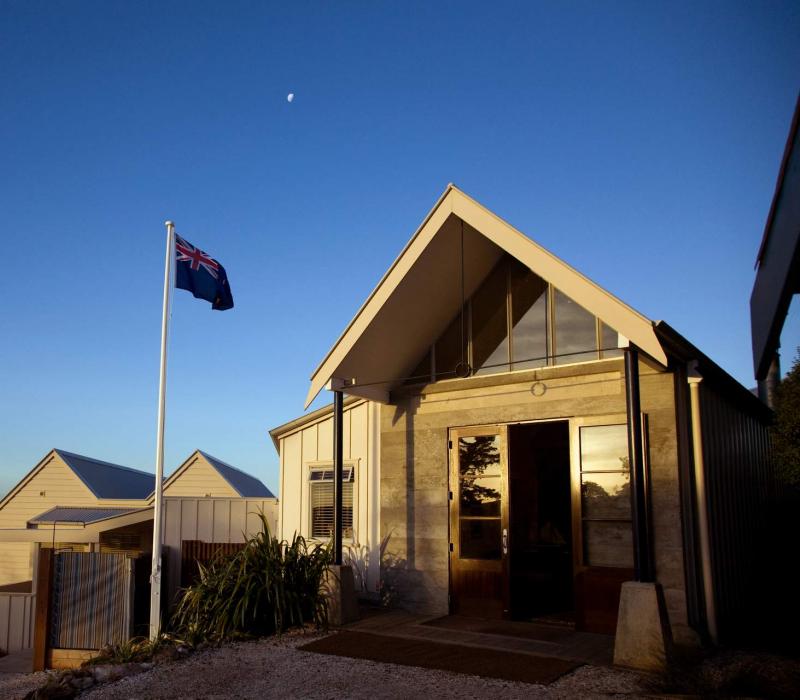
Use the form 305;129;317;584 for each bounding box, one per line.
0;592;34;652
162;456;240;498
277;399;380;597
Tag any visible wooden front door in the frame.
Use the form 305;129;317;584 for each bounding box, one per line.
448;425;509;619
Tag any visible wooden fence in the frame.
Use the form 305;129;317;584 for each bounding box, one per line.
179;540;247;588
0;591;35;652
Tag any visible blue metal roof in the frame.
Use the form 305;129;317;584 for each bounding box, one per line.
55;449;155;500
198;451;275;498
30;506;144;525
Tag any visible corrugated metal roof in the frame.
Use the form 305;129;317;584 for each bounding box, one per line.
198;451;275;498
30;506;143;525
55;449;155;499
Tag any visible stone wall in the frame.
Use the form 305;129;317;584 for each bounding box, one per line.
378;356;696;645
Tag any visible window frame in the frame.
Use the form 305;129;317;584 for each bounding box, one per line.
305;459;358;543
405;256;625;386
569;414;639;573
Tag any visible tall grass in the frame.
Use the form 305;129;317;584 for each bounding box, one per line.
172;514;332;642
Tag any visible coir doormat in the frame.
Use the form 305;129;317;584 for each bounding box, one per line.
298;631;580;685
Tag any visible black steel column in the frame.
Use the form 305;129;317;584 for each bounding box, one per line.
333;389;344;565
624;345;654;582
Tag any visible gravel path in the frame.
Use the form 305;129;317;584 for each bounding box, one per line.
81;630;645;699
0;669;49;700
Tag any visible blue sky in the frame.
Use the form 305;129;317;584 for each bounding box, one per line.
1;1;798;496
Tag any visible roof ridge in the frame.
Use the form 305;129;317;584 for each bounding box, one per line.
198;450;252;478
55;449;154;478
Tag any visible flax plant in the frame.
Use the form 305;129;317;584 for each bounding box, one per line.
172;514;332;642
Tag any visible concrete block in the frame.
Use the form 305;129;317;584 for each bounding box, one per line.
324;564;359;627
614;581;674;672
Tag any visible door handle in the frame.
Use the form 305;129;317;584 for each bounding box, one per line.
502;528;508;555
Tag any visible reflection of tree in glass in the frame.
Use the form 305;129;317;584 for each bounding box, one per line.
581;469;630;519
459;436;501;514
582;455;631;517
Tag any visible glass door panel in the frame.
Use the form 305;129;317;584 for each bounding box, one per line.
449;426;509;619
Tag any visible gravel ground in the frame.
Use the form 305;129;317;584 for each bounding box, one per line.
0;669;49;700
79;630;645;699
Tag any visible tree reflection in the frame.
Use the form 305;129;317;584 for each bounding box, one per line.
459;436;501;515
581;457;631;519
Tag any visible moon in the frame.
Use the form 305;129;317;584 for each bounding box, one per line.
287;93;294;103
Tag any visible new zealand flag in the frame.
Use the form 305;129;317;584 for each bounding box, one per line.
174;235;234;310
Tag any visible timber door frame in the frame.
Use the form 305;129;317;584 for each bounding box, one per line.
448;424;510;619
569;412;637;633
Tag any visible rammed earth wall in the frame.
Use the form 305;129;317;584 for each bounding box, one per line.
379;356;696;646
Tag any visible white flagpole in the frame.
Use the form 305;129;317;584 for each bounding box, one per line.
150;220;175;639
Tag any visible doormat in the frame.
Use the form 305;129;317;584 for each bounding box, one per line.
422;615;573;643
298;631;580;685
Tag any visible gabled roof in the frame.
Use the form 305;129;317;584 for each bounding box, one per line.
0;449;154;511
306;184;668;407
199;451;275;498
55;449;154;499
159;450;274;499
29;506;144;525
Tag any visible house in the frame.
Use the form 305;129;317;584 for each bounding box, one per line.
0;450;153;590
0;448;277;653
271;185;773;649
751;93;800;404
162;450;276;500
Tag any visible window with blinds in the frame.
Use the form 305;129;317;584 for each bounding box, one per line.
309;466;354;540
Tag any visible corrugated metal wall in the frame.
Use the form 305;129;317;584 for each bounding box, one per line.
699;383;773;644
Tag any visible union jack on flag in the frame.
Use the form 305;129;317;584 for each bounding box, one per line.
174;233;234;311
176;235;220;279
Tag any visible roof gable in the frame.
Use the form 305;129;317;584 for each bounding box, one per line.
198;452;275;498
160;450;274;499
306;185;667;407
55;450;154;500
0;449;153;512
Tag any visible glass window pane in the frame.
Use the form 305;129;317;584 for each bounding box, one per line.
310;481;353;540
471;262;509;375
435;310;467;380
458;435;502;478
510;260;548;370
581;472;631;519
580;425;629;472
460;475;501;517
600;322;623;359
460;518;501;560
554;289;598;364
582;521;633;568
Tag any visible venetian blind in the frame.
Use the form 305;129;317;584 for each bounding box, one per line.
310;467;354;539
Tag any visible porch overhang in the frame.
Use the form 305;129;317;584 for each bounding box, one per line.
306;185;668;408
0;507;154;544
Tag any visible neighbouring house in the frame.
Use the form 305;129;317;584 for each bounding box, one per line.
0;448;277;653
271;184;774;648
0;450;153;590
751;93;800;405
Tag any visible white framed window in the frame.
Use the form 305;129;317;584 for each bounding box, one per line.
309;465;355;540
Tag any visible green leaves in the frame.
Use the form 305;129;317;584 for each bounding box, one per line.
171;514;333;643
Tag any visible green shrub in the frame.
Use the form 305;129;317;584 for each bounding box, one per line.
171;514;332;642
